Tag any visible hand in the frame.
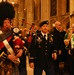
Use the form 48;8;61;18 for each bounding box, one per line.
64;39;69;46
8;54;20;64
7;54;17;62
29;62;34;69
16;49;23;58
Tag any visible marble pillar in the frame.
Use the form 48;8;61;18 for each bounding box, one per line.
41;0;50;21
70;0;74;27
25;0;34;29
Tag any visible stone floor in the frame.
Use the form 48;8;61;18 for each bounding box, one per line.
26;56;69;75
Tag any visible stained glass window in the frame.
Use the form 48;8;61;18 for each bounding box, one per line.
50;0;57;16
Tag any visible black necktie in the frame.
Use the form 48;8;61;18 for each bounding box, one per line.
44;35;46;40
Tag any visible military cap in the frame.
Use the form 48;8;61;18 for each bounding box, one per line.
39;20;49;27
0;2;15;26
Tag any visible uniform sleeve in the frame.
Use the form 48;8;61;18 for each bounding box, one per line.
29;35;36;63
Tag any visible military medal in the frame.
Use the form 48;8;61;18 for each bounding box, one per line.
37;37;42;48
37;37;42;44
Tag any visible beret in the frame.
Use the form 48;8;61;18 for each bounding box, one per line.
39;20;49;27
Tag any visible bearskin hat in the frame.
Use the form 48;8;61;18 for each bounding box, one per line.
0;2;15;26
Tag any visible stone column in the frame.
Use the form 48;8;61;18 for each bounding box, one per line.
41;0;50;22
18;0;25;28
25;0;34;29
57;0;62;22
70;0;74;27
34;0;41;24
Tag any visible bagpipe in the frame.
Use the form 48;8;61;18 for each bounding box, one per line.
13;27;28;56
0;29;21;65
12;27;24;55
0;27;28;65
13;36;24;55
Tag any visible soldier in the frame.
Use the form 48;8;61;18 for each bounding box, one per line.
29;20;56;75
0;2;23;75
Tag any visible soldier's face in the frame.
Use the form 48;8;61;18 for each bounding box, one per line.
40;24;49;33
2;19;11;31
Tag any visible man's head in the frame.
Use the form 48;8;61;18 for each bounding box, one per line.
39;20;49;34
55;21;62;31
2;18;11;31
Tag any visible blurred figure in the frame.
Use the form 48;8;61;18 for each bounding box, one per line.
0;2;23;75
51;21;66;75
13;27;28;75
27;24;40;50
64;23;74;75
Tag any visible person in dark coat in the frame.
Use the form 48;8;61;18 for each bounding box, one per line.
29;20;56;75
51;21;67;75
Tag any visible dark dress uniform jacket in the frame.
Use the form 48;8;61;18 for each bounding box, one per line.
52;27;66;62
29;32;54;69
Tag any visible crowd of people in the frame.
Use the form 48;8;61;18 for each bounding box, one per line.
0;1;74;75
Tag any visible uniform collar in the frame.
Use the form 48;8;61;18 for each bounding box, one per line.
41;32;48;40
41;32;47;36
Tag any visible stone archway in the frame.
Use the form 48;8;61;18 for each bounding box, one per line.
50;17;57;28
62;16;70;30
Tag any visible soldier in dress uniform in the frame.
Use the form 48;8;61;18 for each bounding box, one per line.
29;20;56;75
0;2;23;75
